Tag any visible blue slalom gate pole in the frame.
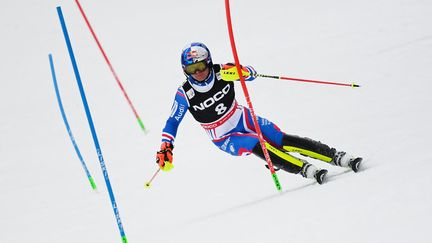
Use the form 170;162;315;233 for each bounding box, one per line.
56;6;128;243
49;53;97;191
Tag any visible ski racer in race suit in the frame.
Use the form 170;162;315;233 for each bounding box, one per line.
156;42;362;184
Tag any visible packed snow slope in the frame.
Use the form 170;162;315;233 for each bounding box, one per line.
1;0;431;242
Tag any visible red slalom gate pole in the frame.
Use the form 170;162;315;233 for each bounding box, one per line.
257;74;361;88
225;0;281;191
75;0;148;133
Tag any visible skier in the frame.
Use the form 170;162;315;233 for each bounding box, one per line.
156;42;362;184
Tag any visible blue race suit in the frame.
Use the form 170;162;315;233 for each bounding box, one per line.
161;64;285;156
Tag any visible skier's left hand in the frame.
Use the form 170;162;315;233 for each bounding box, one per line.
221;63;257;81
244;66;257;80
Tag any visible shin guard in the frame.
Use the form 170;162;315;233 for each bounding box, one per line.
252;142;304;174
282;134;336;163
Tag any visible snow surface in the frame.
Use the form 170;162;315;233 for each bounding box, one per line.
1;0;432;242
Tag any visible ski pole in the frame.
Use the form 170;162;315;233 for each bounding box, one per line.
257;74;361;88
49;53;97;191
225;0;281;192
144;168;161;188
75;0;148;133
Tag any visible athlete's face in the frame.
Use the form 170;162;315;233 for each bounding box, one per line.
191;66;210;82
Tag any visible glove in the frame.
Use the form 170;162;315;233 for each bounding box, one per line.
156;142;174;172
244;66;257;81
220;63;257;81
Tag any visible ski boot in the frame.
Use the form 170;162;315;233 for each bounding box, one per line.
300;162;328;184
332;151;363;172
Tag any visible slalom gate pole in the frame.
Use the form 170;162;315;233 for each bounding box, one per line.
56;6;128;243
257;74;361;88
225;0;281;191
49;54;97;191
74;0;148;133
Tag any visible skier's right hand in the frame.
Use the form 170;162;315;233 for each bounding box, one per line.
156;142;174;172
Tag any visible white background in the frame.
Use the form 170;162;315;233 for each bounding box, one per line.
1;0;431;242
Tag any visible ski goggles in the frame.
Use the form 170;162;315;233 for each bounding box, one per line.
184;60;208;75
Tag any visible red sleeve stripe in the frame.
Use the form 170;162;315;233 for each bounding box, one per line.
177;90;186;98
162;133;175;141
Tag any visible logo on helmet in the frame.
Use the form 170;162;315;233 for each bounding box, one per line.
187;50;199;59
